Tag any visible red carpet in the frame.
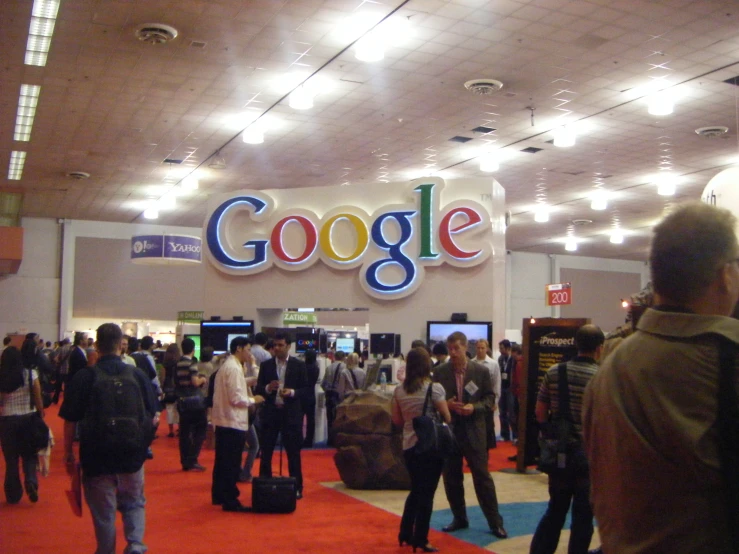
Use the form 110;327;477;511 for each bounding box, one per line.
1;404;516;553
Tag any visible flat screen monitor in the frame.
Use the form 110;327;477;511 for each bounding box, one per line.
426;321;492;356
200;320;254;355
295;332;319;354
370;333;396;355
184;334;201;360
335;337;355;354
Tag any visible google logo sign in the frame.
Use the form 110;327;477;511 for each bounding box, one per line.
205;179;492;299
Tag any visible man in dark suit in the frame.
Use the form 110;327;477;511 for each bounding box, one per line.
67;332;89;382
433;331;508;539
255;332;310;499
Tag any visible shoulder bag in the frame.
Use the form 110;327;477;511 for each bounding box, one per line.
21;369;50;455
412;383;456;458
537;362;588;475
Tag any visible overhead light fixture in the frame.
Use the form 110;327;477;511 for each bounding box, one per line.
534;206;550;223
648;90;674;116
243;128;264;144
621;299;629;308
143;206;159;220
479;153;500;173
565;238;578;252
288;85;315;110
610;231;624;244
7;151;27;180
355;33;385;62
655;173;677;196
590;189;608;210
553;125;576;147
530;316;536;324
25;0;61;66
14;84;41;141
182;175;198;190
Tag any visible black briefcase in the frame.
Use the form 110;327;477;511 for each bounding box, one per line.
252;475;297;514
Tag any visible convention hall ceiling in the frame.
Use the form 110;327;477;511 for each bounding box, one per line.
1;0;739;260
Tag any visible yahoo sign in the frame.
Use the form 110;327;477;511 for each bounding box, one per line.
204;180;491;299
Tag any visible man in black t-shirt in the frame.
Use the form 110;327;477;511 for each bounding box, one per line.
497;339;517;442
175;338;207;471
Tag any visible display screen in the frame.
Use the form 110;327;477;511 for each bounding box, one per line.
426;321;492;356
370;333;396;355
295;332;319;353
335;337;355;354
184;334;201;361
200;321;254;355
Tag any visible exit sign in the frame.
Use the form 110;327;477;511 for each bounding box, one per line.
546;283;572;306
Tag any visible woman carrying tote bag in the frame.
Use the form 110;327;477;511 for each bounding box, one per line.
391;347;451;553
0;345;45;504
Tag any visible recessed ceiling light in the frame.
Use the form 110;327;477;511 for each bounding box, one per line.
25;0;60;67
13;84;41;141
182;176;198;190
590;190;608;210
648;90;674;116
479;153;500;173
553;125;576;147
655;173;677;196
7;151;27;180
565;239;578;251
243;129;264;144
143;206;159;219
610;231;624;244
534;206;550;223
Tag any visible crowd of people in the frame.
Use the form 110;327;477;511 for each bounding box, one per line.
2;201;739;553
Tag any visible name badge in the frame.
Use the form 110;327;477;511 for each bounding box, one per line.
464;381;479;396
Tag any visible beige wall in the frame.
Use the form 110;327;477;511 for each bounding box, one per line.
73;237;205;320
559;268;642;332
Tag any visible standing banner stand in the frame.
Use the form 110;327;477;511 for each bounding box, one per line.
514;317;589;474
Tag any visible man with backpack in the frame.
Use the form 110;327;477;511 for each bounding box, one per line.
529;324;604;554
60;323;159;554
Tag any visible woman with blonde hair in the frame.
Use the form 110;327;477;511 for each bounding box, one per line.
338;352;366;399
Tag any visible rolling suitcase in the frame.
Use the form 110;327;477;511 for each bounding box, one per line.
252;440;297;514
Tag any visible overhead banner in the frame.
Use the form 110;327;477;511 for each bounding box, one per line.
203;178;492;300
283;311;318;325
131;235;202;265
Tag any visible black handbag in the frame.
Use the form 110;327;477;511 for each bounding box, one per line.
537;362;588;476
176;393;206;412
412;383;456;458
20;371;49;455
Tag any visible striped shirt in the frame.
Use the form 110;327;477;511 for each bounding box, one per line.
537;357;598;441
0;369;38;416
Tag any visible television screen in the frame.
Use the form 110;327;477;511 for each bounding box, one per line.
295;332;319;353
184;334;201;360
335;337;355;354
370;333;396;355
426;321;492;356
200;320;254;355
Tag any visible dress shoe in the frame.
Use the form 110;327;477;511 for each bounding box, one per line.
398;533;411;546
222;503;250;512
442;519;468;532
26;483;38;503
412;544;439;553
190;463;206;472
507;455;517;461
490;526;508;539
296;489;303;500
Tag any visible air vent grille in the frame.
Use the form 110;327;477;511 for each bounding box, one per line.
471;126;496;134
449;136;473;143
521;147;542;153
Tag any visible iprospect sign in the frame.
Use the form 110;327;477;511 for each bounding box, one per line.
204;179;492;300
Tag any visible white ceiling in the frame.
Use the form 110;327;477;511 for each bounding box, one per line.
2;0;739;261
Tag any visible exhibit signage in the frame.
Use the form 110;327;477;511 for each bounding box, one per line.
131;234;202;264
204;179;492;300
283;311;318;325
177;311;204;323
545;282;572;306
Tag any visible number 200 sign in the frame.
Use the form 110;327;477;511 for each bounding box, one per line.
546;282;572;306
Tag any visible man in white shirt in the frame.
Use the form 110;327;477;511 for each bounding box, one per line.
211;336;264;512
475;339;501;445
250;332;272;367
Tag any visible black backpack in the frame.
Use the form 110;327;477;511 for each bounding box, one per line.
84;365;152;456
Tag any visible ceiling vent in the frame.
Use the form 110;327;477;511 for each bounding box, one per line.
471;126;496;134
521;146;542;154
695;126;729;138
163;158;183;164
66;171;90;180
449;136;473;143
464;79;504;95
135;23;178;45
572;219;593;226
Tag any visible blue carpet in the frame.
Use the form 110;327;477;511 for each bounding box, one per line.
430;502;575;548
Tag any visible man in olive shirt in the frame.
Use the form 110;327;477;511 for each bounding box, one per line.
175;337;207;472
584;203;739;553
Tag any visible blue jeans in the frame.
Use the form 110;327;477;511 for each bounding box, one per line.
529;471;593;554
83;467;147;554
0;414;38;503
241;424;259;478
